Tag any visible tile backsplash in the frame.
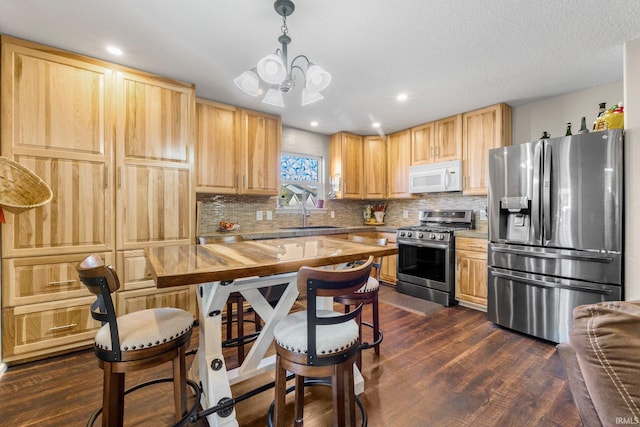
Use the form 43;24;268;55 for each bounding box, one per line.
196;193;487;235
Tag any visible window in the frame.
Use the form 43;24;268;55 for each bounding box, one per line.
279;153;324;208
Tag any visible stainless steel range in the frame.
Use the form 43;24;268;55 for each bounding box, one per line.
396;209;474;306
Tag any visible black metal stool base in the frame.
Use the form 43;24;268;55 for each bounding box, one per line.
359;321;383;350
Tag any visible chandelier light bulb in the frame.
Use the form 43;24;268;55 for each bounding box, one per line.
257;53;287;85
301;88;324;106
262;87;285;107
233;70;260;96
305;64;331;92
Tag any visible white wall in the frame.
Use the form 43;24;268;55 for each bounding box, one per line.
512;81;623;144
624;39;640;301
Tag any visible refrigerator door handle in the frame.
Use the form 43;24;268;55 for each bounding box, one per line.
543;145;552;241
489;269;617;295
532;142;542;240
490;245;616;263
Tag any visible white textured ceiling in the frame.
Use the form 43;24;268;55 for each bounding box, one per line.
1;0;640;136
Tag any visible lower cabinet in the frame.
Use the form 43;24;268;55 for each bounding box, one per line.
376;232;397;285
1;252;113;363
455;237;488;309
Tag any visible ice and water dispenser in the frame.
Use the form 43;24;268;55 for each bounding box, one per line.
499;196;531;243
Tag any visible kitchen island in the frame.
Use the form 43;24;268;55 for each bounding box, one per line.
145;235;397;427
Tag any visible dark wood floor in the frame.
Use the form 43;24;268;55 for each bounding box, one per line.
0;300;580;426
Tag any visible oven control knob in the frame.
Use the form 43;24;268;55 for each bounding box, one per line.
429;233;436;240
399;231;405;237
437;234;445;240
418;232;424;238
407;232;413;238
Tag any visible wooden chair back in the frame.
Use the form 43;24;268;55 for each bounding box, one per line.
298;256;374;365
77;254;122;360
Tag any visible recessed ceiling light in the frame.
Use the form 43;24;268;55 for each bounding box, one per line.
310;121;318;127
396;93;408;102
372;122;381;128
106;46;123;56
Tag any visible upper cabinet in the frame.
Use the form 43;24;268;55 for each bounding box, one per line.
1;36;114;258
462;103;512;195
330;132;364;199
195;100;240;194
386;129;412;199
195;100;281;196
363;136;387;199
240;109;281;195
411;114;462;165
115;70;195;250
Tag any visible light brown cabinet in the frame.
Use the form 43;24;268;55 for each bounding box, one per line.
386;130;412;199
195;100;240;194
376;232;397;285
195;100;281;196
240;109;281;195
1;36;197;363
462;103;512;195
411;114;462;165
330;132;364;199
115;70;195;251
363;136;387;199
455;237;488;309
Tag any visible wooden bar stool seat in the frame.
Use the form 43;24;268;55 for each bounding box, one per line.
271;257;374;427
77;254;195;427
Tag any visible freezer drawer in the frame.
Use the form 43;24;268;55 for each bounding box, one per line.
487;267;621;343
489;243;622;285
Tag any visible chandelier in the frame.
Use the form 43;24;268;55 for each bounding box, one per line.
233;0;331;107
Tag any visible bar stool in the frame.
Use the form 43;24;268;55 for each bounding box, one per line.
272;257;374;426
334;234;387;369
77;254;195;427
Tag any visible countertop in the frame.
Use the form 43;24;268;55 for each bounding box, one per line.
454;230;488;239
201;225;398;241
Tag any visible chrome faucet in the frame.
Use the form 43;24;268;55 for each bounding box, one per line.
301;193;310;227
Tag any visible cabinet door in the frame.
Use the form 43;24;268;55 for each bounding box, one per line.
462;103;512;195
115;71;195;249
240;109;281;195
1;38;114;257
455;248;488;308
363;136;386;199
341;133;364;199
410;122;435;165
434;114;462;162
195;100;239;194
387;130;412;199
116;286;197;317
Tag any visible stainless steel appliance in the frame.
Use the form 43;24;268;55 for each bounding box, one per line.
396;209;474;306
487;129;624;343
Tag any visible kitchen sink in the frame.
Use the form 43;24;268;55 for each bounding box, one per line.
279;226;343;230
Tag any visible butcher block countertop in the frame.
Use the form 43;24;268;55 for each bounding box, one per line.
145;235;398;288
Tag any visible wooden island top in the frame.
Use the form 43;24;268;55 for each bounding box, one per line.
145;235;398;288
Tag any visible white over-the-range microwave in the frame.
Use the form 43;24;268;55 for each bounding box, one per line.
408;159;462;193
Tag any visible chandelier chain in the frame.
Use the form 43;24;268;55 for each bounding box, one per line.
281;15;288;35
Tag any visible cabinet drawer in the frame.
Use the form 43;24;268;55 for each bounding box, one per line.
2;252;113;307
2;296;100;362
116;250;155;291
116;286;197;317
456;237;487;252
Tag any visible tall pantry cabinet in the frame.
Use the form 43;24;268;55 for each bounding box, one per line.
0;36;196;363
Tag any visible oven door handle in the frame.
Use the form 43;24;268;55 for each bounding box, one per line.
397;240;450;250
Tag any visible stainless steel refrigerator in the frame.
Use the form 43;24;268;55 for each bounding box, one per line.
487;129;623;343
